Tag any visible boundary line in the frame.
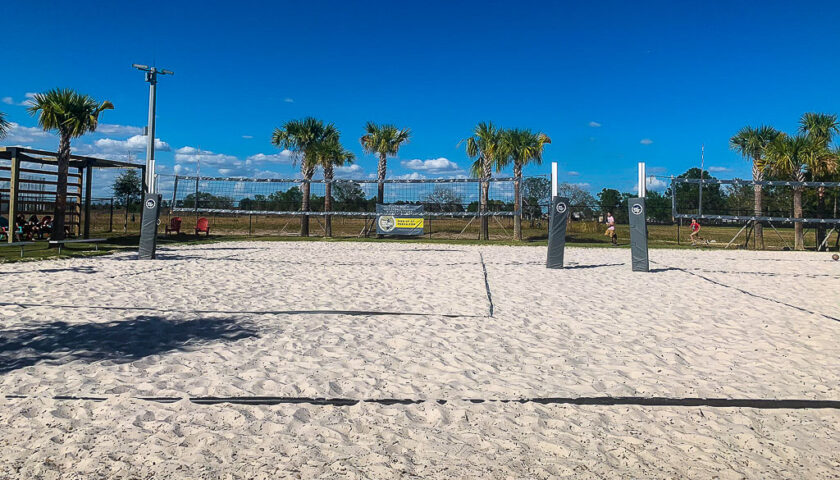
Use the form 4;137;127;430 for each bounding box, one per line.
479;252;494;317
5;394;840;410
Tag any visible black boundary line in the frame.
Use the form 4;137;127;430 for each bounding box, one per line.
479;252;494;317
652;261;839;322
4;394;840;410
0;301;483;319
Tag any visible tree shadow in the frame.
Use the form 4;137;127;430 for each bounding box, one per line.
0;315;257;374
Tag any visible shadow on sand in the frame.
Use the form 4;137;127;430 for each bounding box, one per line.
0;315;257;374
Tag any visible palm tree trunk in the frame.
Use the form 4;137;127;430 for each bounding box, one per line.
325;170;333;238
816;186;826;249
52;132;70;241
514;163;522;241
793;186;804;250
752;162;764;250
377;153;387;205
480;157;490;240
300;165;312;237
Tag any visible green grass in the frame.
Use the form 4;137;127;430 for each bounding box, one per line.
2;214;835;263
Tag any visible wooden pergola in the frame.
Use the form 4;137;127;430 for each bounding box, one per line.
0;146;145;243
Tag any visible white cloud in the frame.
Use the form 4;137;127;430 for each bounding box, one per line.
242;135;253;139
708;166;731;173
94;135;170;153
572;182;591;189
566;171;580;176
245;151;294;165
283;98;294;103
3;122;55;143
174;146;239;168
647;176;667;190
633;176;668;193
96;124;144;137
400;157;463;175
588;121;601;127
394;172;427;180
1;97;13;105
335;164;363;178
640;138;653;145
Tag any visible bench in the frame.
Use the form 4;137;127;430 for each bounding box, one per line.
49;238;107;255
1;241;36;257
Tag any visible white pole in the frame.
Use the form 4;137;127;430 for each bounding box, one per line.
145;76;157;193
551;162;558;198
638;162;646;198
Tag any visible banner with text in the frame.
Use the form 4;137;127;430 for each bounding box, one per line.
376;204;425;236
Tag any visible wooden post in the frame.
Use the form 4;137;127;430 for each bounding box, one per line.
7;148;20;243
124;195;129;233
109;197;114;232
83;163;92;239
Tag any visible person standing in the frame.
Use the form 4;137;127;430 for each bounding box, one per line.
604;211;617;245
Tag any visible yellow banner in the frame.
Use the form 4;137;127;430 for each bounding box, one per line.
395;218;424;229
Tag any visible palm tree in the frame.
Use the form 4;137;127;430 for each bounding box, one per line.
272;117;338;236
316;137;355;237
359;122;411;204
729;125;781;249
499;128;551;240
28;89;113;241
765;134;811;250
799;112;840;246
0;111;10;139
462;122;504;240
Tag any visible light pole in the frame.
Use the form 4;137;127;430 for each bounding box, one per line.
132;64;173;193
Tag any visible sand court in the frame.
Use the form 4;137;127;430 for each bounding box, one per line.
1;241;839;478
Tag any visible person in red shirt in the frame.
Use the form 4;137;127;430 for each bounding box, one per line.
689;219;701;245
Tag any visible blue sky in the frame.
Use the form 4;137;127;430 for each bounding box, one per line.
2;0;839;197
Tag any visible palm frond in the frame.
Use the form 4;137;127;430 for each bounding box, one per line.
27;88;113;138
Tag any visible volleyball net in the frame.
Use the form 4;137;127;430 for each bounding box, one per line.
169;175;551;218
670;177;840;224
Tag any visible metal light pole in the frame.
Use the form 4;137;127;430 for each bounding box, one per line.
132;64;173;193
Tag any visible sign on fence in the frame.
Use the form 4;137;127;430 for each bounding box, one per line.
376;204;424;236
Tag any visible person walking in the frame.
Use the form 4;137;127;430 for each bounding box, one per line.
604;211;617;245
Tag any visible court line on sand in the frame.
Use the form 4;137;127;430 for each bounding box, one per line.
651;262;838;322
4;394;840;410
479;252;494;317
0;301;486;319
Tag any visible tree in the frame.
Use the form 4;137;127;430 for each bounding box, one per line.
315;136;355;237
499;128;551;239
332;180;368;211
112;170;143;207
272;117;338;236
359;122;411;204
28;89;113;240
424;185;464;213
729;125;781;249
765;134;811;250
521;177;550;226
799;113;840;246
667;168;727;217
462;122;504;240
556;182;596;220
0;111;9;139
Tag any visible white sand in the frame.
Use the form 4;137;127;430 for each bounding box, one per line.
1;241;838;478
